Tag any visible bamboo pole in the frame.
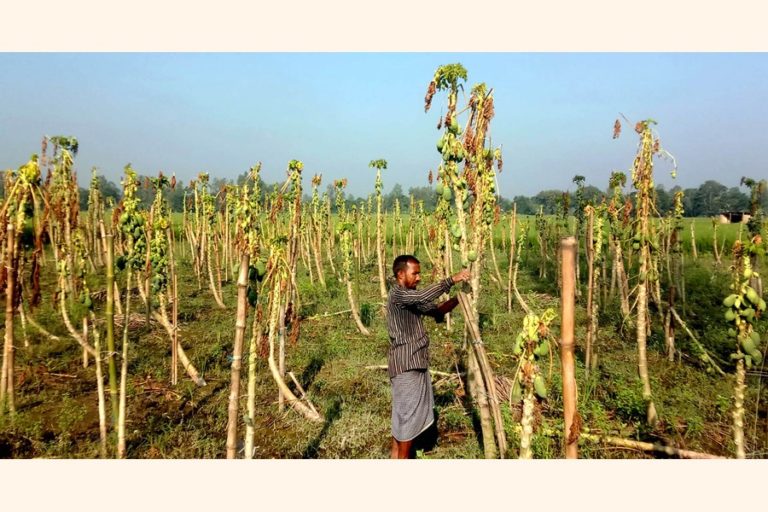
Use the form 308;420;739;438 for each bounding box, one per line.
560;236;578;459
117;270;131;458
1;221;16;415
457;291;507;458
506;204;517;313
585;209;595;375
226;254;250;458
102;222;119;426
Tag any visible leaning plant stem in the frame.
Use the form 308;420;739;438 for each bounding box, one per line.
345;278;371;336
21;303;60;341
266;279;322;422
58;279;97;357
89;311;108;458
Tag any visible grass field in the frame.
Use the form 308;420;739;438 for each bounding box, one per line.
1;216;766;459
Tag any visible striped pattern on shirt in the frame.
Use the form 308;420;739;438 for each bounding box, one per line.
386;277;454;378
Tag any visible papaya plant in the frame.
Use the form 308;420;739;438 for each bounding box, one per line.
509;309;557;458
723;240;765;458
369;158;388;302
426;63;507;458
334;178;370;335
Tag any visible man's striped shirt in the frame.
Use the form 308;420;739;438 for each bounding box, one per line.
386;277;454;378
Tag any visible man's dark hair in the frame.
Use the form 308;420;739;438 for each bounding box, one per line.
393;255;419;277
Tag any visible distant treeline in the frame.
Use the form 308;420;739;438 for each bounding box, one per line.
65;172;767;218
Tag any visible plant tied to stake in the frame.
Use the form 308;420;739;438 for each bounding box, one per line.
425;63;507;458
724;239;765;458
510;309;557;458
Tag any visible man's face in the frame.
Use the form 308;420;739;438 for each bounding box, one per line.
398;261;421;290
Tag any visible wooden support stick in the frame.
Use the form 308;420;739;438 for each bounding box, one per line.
560;236;578;459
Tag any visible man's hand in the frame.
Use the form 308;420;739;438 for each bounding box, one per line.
436;297;459;316
451;269;471;284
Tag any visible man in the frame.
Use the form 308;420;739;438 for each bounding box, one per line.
386;254;470;459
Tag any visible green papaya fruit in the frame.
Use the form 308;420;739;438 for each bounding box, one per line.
436;183;444;195
744;308;755;320
442;187;452;201
759;299;767;312
533;375;548;399
749;349;763;364
746;287;760;306
533;339;550;357
742;338;757;354
723;294;738;308
725;309;736;322
449;116;459;134
512;338;523;356
467;250;477;262
750;331;761;344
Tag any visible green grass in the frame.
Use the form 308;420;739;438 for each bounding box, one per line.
2;217;767;459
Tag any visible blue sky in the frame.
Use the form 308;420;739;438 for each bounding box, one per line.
1;53;766;197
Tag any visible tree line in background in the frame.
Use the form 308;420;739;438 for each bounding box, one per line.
2;169;759;217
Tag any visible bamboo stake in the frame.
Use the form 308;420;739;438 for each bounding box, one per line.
506;204;516;313
117;270;131;458
585;209;595;375
226;255;249;459
102;223;119;426
1;221;16;415
560;236;578;459
457;291;507;458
